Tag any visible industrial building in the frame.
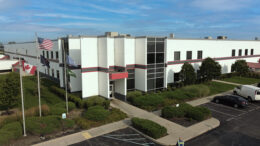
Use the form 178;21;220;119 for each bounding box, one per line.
4;32;260;99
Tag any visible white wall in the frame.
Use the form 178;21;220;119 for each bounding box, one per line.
114;38;125;67
125;38;135;65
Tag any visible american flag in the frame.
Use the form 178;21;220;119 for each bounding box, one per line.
38;37;53;50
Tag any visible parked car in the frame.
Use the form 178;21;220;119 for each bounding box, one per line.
212;95;248;108
233;85;260;101
257;83;260;88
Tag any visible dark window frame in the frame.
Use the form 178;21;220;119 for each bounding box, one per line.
186;51;192;60
232;49;236;57
251;49;254;55
238;49;242;56
197;50;203;59
245;49;248;56
56;51;59;59
174;51;181;61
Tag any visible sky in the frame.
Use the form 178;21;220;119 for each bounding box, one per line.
0;0;260;43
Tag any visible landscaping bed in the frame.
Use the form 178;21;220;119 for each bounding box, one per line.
221;76;260;85
127;81;236;112
161;103;211;127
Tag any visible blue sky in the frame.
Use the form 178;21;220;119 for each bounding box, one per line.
0;0;260;43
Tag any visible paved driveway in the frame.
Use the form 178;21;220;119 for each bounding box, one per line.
186;101;260;146
70;127;161;146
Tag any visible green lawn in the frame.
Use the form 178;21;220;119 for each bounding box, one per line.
205;81;236;95
221;76;260;85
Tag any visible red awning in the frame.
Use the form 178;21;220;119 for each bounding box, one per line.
247;62;260;69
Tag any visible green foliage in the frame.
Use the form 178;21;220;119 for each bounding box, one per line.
199;57;221;80
180;62;196;85
131;117;167;139
50;106;67;115
55;101;76;111
131;94;164;111
231;60;249;76
83;96;110;109
161;103;211;121
26;115;74;135
221;76;260;85
0;122;22;145
105;108;127;122
0;72;20;112
161;84;210;100
126;91;142;102
83;106;110;122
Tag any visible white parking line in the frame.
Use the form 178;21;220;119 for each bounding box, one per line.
208;108;237;117
207;102;247;113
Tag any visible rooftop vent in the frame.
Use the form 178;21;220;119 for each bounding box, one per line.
204;36;212;39
217;36;227;40
105;32;119;37
169;33;175;38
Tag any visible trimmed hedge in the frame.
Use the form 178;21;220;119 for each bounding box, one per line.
126;91;142;102
26;115;75;135
131;94;164;111
50;86;110;109
0;122;22;145
161;103;211;121
83;106;110;122
131;117;167;139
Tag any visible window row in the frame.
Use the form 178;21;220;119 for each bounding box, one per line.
232;49;254;57
147;73;164;79
147;78;164;90
45;68;60;79
147;42;164;52
147;68;164;73
174;50;203;61
147;53;164;64
43;50;59;60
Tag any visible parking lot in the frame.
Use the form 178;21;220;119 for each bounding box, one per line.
187;98;260;146
70;127;161;146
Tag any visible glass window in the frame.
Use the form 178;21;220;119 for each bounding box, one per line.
174;72;180;82
128;74;135;79
147;69;155;73
174;51;180;61
156;42;164;52
251;49;254;55
147;64;155;69
156;73;164;78
57;70;59;79
127;79;135;90
147;53;155;64
156;78;164;88
147;38;155;42
127;69;134;73
43;51;45;57
147;74;155;79
232;49;235;57
156;64;164;68
156;68;164;73
186;51;192;60
239;49;242;56
56;51;59;59
156;53;164;63
245;49;248;56
52;69;54;77
147;79;155;90
197;50;203;59
51;51;53;59
156;38;164;41
147;42;155;52
47;51;49;59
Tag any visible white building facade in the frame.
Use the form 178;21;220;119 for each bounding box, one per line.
4;33;260;100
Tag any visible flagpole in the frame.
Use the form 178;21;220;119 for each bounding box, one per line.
35;32;42;117
19;55;27;136
63;40;69;114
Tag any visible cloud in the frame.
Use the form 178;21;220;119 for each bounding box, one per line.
191;0;253;11
34;13;103;21
0;16;12;23
0;0;27;10
87;3;136;14
0;23;64;32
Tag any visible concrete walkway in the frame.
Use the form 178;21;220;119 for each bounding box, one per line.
33;120;129;146
213;79;241;86
111;99;220;145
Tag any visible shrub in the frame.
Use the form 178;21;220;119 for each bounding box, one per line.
200;57;221;80
180;62;196;85
26;116;62;135
131;94;164;111
161;106;185;118
131;117;167;139
55;102;76;111
0;122;22;145
127;91;142;102
83;96;110;109
50;106;67;115
83;106;109;122
74;118;98;129
61;119;75;129
106;108;128;123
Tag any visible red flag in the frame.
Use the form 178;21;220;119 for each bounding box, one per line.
23;63;37;75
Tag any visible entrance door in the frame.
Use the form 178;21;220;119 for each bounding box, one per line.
110;83;114;98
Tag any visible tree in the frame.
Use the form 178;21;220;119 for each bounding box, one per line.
8;41;16;44
200;57;221;80
231;60;249;76
180;62;196;85
0;73;20;114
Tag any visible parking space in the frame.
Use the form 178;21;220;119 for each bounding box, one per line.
70;127;161;146
201;100;260;123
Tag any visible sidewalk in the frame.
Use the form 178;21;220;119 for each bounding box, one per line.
212;79;241;86
111;99;219;145
33;120;128;146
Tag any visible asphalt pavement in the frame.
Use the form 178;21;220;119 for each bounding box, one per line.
186;101;260;146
